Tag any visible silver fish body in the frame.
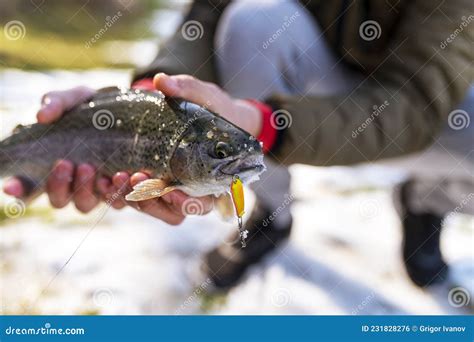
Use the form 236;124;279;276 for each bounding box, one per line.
0;88;265;197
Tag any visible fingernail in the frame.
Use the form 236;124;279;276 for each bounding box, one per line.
38;97;58;123
77;164;94;183
156;73;179;92
96;177;111;192
113;172;129;187
3;179;23;197
42;96;52;105
54;161;73;181
130;173;147;187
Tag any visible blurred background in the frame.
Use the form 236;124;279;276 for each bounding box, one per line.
0;0;472;315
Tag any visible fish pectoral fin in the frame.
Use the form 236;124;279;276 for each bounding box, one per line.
214;192;234;222
125;179;177;201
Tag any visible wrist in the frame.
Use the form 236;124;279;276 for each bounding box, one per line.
244;99;277;153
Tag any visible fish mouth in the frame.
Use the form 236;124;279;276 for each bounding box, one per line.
219;156;266;181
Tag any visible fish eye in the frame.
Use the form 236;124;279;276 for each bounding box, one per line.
214;141;233;159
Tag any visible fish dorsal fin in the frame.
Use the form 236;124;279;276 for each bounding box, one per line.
214;192;234;221
125;179;177;201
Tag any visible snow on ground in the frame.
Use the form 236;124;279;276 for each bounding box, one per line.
1;70;472;315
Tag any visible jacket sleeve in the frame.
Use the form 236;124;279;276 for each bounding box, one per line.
267;0;474;166
132;0;230;84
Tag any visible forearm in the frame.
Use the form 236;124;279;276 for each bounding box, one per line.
265;0;474;166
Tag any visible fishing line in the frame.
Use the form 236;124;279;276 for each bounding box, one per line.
25;192;118;313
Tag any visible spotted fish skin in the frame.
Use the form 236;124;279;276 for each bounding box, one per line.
0;88;265;196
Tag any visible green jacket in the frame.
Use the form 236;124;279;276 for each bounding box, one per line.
134;0;474;166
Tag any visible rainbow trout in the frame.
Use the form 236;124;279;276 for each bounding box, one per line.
0;88;265;201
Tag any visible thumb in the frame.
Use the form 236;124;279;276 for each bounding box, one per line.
153;73;222;110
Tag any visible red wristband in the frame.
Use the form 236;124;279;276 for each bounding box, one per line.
131;78;154;91
246;99;277;154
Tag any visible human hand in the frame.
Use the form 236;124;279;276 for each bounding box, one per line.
153;73;262;136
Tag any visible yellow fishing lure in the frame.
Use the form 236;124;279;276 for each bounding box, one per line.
230;175;245;218
230;175;247;247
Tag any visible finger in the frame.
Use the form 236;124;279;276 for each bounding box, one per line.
127;173;184;224
46;160;74;208
167;191;214;216
96;176;113;197
110;172;131;209
153;73;225;111
137;199;185;226
3;178;24;198
130;172;185;225
97;176;125;209
37;86;95;124
73;164;99;213
129;172;150;187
